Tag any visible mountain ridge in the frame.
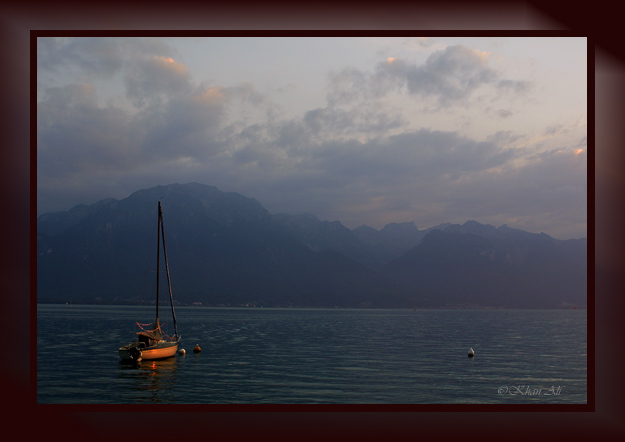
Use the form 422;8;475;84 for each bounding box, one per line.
37;182;587;308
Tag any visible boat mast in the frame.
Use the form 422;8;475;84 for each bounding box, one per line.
155;201;162;322
159;201;178;337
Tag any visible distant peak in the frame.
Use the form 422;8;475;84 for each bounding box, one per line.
462;220;493;228
354;224;378;232
381;221;417;232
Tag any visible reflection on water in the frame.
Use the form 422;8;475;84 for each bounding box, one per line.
118;358;179;403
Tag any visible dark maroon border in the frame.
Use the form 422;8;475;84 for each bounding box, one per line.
14;0;619;439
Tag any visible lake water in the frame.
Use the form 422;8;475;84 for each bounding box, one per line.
36;304;587;404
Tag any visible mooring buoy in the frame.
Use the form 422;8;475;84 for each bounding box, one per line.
468;347;475;358
178;348;186;356
193;344;201;353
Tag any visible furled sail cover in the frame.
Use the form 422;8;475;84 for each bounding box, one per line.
136;319;163;341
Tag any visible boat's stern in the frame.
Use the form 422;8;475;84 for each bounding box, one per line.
119;343;142;362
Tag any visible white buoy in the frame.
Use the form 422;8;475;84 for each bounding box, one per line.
178;348;186;356
468;347;475;358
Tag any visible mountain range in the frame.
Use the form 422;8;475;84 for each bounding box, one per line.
36;182;587;308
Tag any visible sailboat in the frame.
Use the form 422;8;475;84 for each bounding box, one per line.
119;201;180;362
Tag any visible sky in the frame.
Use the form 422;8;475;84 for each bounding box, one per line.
36;36;587;239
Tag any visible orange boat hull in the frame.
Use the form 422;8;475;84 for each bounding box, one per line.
119;341;179;361
140;342;179;360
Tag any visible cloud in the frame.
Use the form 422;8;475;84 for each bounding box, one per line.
326;44;524;109
303;105;406;139
37;37;187;108
125;55;191;107
36;76;586;238
37;84;143;179
497;79;532;93
37;37;261;195
37;37;125;78
37;72;271;201
36;38;586;239
403;45;496;101
326;66;378;106
216;127;522;224
38;37;176;80
141;85;229;154
220;121;585;236
544;123;567;136
413;37;437;48
442;147;587;236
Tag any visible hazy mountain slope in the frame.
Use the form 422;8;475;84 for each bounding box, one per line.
37;183;587;308
37;183;412;307
383;228;587;308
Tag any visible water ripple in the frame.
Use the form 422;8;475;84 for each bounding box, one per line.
37;305;587;404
